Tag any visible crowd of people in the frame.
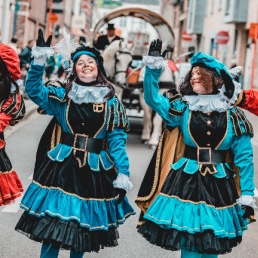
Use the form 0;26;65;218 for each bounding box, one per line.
0;27;257;258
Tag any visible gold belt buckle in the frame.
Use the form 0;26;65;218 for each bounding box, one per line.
93;103;104;113
197;147;211;164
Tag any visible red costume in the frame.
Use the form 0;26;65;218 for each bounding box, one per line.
238;89;258;116
0;43;25;205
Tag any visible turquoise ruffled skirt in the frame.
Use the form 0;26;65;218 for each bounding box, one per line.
15;154;135;252
138;164;249;254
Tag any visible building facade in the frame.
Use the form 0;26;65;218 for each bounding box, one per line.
2;0;257;89
2;0;92;49
160;0;258;89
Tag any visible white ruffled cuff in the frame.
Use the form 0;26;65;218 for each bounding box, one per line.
236;195;257;209
142;56;166;69
113;173;133;192
32;46;54;66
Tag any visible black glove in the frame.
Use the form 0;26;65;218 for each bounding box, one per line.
36;29;52;47
242;205;256;223
115;188;126;204
220;69;235;99
148;39;167;58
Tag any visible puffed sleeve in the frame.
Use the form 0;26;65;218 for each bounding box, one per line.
143;65;186;127
0;93;25;132
106;98;130;176
25;62;65;116
230;133;255;196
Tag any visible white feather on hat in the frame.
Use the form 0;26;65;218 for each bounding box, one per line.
229;66;242;80
53;28;80;71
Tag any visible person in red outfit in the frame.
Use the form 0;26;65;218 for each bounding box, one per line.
235;89;258;197
0;43;26;205
236;89;258;116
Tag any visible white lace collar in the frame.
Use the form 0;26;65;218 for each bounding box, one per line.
68;81;110;104
182;81;241;113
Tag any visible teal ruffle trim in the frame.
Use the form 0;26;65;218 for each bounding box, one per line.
20;182;135;231
47;143;114;171
47;144;73;162
171;157;233;178
144;194;248;238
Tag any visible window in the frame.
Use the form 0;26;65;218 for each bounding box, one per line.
225;0;231;15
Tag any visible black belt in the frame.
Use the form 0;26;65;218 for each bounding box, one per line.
61;132;106;154
184;145;226;165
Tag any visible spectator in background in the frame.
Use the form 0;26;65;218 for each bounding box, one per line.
94;23;122;52
18;39;35;71
18;39;35;99
45;55;56;81
56;54;65;79
9;37;20;54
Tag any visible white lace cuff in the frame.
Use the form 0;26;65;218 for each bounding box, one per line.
113;173;133;192
142;56;166;69
32;46;54;66
237;195;257;209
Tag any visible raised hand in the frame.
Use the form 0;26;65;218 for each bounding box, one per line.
148;39;162;57
36;29;52;47
220;69;234;99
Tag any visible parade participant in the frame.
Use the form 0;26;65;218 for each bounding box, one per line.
9;37;20;54
235;89;258;116
0;44;26;205
94;23;122;52
15;29;135;258
135;39;256;257
19;39;35;70
44;55;56;81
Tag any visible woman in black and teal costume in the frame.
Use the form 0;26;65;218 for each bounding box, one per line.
136;39;256;257
15;29;135;258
